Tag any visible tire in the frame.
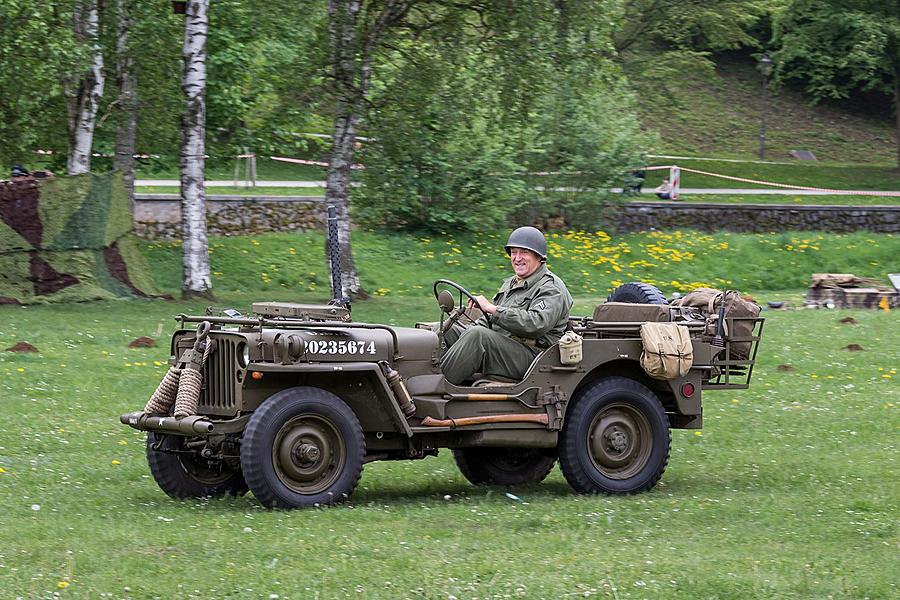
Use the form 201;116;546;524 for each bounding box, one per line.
452;447;556;486
559;376;670;494
240;387;365;509
146;432;248;499
606;282;667;305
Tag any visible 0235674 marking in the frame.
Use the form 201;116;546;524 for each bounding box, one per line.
306;339;377;355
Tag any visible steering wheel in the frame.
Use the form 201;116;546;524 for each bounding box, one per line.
432;279;490;333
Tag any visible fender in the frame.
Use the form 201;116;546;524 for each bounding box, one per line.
245;362;413;437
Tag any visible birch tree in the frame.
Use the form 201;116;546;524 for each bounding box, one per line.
64;0;105;175
325;0;419;300
180;0;212;299
114;0;138;208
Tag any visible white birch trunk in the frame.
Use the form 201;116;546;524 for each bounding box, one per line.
179;0;212;298
115;0;137;210
326;0;365;299
65;0;105;175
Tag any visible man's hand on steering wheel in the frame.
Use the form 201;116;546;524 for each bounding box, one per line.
433;279;492;332
468;295;497;315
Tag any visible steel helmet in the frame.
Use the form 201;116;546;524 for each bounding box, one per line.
505;226;547;261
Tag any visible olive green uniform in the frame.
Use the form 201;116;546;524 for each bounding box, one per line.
441;264;573;385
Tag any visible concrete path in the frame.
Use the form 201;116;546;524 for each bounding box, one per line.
135;180;900;196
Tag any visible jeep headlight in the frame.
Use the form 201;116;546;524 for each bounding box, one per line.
237;342;250;368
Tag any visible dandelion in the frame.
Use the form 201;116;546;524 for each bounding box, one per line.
17;368;24;373
111;460;121;465
58;581;69;589
693;431;702;437
0;467;6;473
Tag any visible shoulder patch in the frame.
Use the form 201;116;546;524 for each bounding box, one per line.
534;299;546;310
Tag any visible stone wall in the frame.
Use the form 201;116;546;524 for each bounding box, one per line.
133;195;899;238
134;195;325;240
611;201;899;234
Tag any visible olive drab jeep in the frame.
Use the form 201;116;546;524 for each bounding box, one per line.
120;211;764;509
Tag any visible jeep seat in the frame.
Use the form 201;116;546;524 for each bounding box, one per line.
593;302;671;323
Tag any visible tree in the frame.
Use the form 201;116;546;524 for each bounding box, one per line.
613;0;771;108
773;0;900;167
180;0;212;299
64;0;106;175
114;0;137;207
357;1;650;230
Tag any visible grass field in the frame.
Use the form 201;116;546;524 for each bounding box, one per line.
643;193;899;206
135;186;325;197
641;56;897;165
0;288;897;598
142;230;898;299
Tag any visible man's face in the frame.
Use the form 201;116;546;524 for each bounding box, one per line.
509;247;541;279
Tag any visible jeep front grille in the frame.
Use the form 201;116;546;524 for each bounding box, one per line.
199;334;241;416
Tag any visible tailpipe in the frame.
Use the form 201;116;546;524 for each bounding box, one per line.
120;411;215;435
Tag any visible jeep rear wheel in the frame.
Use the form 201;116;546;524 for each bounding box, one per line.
452;447;556;486
559;376;670;494
240;387;365;509
146;433;247;499
606;282;667;305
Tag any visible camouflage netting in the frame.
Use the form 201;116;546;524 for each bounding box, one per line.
0;172;163;304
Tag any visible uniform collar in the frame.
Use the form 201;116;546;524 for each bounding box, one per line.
507;263;547;291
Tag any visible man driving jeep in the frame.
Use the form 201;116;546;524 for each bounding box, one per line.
441;226;573;385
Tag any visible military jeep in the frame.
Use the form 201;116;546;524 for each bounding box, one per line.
121;279;764;509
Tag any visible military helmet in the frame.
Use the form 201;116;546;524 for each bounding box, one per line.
505;226;547;260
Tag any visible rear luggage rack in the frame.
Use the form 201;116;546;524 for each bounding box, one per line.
704;316;765;390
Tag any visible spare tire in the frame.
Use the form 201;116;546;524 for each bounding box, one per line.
606;282;667;305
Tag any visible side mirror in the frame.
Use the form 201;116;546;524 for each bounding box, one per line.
438;290;455;314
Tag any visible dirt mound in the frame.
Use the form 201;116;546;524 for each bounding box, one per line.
839;317;858;325
776;364;794;372
128;336;156;348
6;341;38;353
842;344;865;352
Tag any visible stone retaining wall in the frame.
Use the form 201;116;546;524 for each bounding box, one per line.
134;196;899;238
613;201;898;234
134;196;324;240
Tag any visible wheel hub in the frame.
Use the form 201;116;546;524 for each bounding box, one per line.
606;428;628;453
273;414;345;495
294;443;321;464
587;404;652;480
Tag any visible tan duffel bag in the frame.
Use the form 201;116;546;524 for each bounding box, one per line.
639;322;693;380
671;288;760;360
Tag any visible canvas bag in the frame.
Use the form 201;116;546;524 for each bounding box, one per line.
639;322;693;380
670;288;760;360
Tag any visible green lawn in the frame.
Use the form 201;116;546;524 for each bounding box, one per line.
640;159;900;192
640;56;897;165
143;230;898;299
641;193;899;206
135;158;325;182
0;291;896;598
136;185;325;197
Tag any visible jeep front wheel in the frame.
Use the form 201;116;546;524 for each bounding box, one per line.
241;387;365;509
452;447;556;486
146;432;248;499
559;376;670;494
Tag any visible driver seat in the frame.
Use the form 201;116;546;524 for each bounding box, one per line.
470;344;555;388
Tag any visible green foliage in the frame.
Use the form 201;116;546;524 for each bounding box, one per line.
773;0;900;101
0;0;89;167
356;0;649;231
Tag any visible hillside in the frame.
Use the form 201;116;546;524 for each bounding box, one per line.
640;55;897;165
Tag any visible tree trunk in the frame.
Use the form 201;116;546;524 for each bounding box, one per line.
64;0;105;175
325;109;367;300
179;0;212;299
115;0;137;210
325;0;366;299
895;77;900;170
